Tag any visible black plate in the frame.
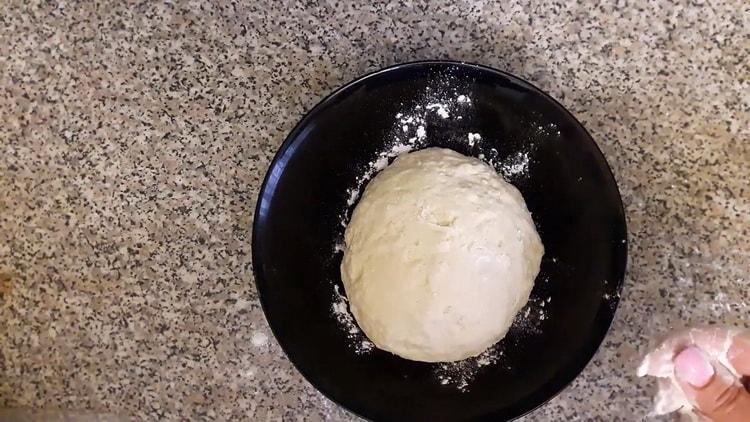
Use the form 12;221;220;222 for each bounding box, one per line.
252;61;627;421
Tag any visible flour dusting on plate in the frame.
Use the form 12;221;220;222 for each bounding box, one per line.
329;80;551;391
331;284;375;355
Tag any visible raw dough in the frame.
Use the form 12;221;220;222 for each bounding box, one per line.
340;148;544;362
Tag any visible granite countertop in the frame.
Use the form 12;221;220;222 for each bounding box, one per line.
1;0;748;420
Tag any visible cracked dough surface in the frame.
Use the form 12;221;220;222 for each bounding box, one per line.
341;148;544;362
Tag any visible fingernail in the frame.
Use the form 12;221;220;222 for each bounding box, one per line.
675;347;715;387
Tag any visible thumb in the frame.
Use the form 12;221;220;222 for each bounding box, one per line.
674;346;750;422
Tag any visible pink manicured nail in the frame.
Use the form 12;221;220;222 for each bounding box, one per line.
675;347;715;387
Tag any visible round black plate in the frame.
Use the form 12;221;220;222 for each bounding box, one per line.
252;61;627;421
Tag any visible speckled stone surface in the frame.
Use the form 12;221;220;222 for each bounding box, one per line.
1;0;748;420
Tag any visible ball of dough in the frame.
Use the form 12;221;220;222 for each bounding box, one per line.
341;147;544;362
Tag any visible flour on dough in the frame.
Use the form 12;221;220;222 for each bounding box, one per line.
340;148;544;362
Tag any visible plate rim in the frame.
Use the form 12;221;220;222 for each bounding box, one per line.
251;59;628;421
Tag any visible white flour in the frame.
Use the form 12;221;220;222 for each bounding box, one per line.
499;151;530;178
331;284;375;354
433;292;552;392
434;346;503;391
251;331;268;347
467;132;482;147
330;85;545;390
426;103;450;118
340;91;477;220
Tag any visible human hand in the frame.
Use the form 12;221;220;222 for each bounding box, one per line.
673;333;750;421
638;328;750;421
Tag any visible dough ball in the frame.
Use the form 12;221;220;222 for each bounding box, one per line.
341;147;544;362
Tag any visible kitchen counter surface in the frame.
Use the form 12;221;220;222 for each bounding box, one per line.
1;0;748;420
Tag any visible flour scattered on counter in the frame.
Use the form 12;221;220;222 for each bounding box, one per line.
243;365;257;378
251;331;268;347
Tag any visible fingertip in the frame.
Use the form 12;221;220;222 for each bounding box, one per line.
675;347;715;388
